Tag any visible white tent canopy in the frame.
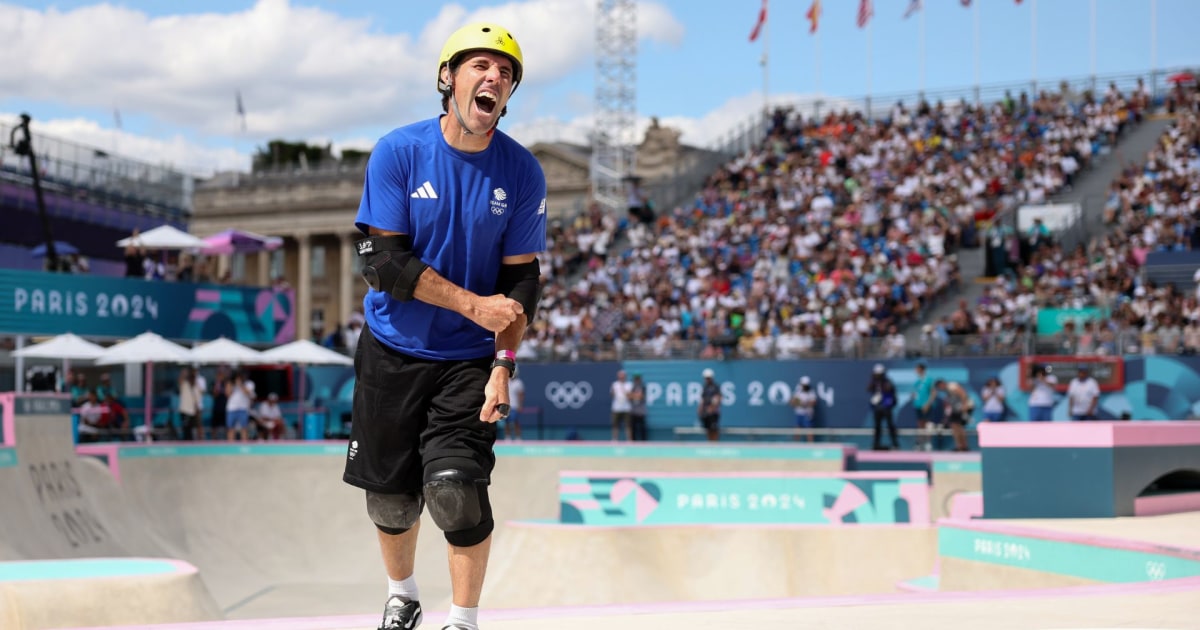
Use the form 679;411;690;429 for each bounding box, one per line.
96;332;194;366
116;225;208;250
259;340;353;366
11;333;106;360
188;337;266;365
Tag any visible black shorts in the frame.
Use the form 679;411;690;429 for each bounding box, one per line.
700;414;720;431
342;325;497;495
945;411;968;426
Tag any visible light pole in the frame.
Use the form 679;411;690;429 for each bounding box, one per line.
9;113;60;272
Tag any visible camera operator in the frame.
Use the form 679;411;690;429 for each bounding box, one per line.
1028;364;1058;422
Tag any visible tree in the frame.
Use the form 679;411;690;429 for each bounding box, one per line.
252;140;334;172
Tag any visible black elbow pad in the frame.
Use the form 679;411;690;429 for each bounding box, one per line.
356;235;429;302
495;259;541;318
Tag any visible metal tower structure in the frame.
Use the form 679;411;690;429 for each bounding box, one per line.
591;0;637;215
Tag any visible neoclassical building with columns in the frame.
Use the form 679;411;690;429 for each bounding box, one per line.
190;124;720;342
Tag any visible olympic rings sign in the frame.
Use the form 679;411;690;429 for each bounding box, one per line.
545;381;594;409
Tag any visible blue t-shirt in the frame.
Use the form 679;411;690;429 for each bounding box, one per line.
913;376;934;411
355;117;547;360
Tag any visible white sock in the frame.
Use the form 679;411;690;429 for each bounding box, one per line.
444;604;479;630
387;575;419;602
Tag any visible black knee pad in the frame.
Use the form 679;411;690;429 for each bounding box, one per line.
423;456;493;547
366;491;423;536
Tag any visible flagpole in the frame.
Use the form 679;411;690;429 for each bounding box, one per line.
1030;0;1038;94
762;0;770;121
1089;0;1097;94
1150;0;1157;93
919;1;926;101
813;5;822;120
866;12;873;120
973;0;981;105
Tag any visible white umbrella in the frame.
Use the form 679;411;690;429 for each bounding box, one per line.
258;340;354;366
12;332;107;392
259;340;352;439
12;333;105;360
96;332;194;432
116;225;208;250
188;337;266;365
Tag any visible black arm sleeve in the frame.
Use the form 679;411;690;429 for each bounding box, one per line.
495;258;541;318
356;235;429;302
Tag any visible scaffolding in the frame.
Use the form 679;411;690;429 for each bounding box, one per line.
591;0;637;215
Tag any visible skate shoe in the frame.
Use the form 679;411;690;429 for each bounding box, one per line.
378;596;422;629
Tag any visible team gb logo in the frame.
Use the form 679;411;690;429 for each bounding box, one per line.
490;188;508;215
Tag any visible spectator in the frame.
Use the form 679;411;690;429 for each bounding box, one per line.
912;362;936;450
253;392;285;440
936;379;973;452
1028;364;1058;421
789;375;817;442
980;377;1008;422
101;392;131;438
629;373;648;441
210;366;230;440
503;374;525;441
178;367;205;441
610;369;633;441
76;390;105;442
225;371;256;442
1067;366;1101;421
867;364;899;450
698;368;721;442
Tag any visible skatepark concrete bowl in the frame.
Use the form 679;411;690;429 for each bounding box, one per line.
1;409;1198;630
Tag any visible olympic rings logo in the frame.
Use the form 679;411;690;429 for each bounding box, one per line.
545;381;593;409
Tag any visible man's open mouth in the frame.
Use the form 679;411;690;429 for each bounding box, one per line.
475;91;497;115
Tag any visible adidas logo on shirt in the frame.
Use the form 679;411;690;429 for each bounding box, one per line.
410;181;438;199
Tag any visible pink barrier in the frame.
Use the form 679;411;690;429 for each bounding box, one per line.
978;420;1200;448
1134;491;1200;517
947;492;984;520
0;392;14;447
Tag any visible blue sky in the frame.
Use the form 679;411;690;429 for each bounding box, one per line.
1;0;1195;174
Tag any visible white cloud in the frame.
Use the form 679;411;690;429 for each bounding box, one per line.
506;91;861;150
0;0;684;144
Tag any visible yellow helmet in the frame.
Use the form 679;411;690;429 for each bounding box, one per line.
437;23;524;95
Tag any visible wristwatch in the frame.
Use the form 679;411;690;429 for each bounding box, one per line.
491;350;517;378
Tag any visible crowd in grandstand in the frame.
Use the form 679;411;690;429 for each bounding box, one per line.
955;80;1200;358
523;79;1164;361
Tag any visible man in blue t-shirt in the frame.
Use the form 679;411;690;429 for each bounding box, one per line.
342;22;547;630
912;362;935;451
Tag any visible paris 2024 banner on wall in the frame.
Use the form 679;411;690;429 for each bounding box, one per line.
507;355;1200;433
0;269;295;343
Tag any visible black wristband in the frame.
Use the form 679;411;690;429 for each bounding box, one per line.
491;358;516;378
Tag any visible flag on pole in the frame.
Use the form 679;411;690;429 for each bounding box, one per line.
748;0;767;42
904;0;921;19
857;0;873;28
235;90;247;132
113;109;122;130
806;0;821;34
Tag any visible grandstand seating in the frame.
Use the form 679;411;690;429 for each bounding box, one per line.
959;83;1200;357
531;84;1151;361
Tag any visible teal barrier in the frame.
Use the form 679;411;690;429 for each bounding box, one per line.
0;558;183;582
939;525;1200;583
0;448;16;468
119;444;347;458
494;443;844;460
560;472;928;525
